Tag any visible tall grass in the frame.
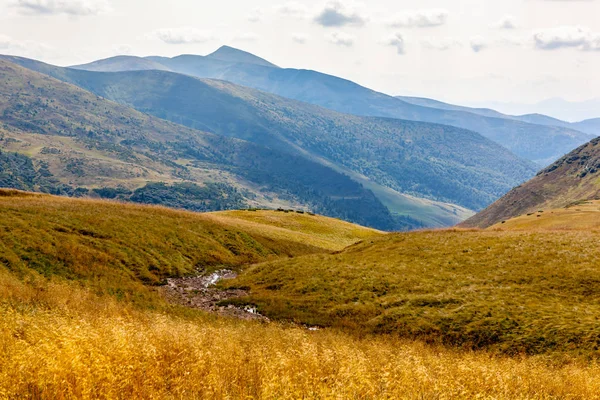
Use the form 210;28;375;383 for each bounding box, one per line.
2;270;600;399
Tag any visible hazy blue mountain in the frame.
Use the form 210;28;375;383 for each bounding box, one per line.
3;55;538;226
469;98;600;123
573;118;600;137
71;55;172;72
399;96;600;139
0;57;403;230
396;96;508;119
70;46;592;166
204;45;279;68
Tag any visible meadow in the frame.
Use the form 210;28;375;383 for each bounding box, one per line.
3;269;600;399
3;191;600;398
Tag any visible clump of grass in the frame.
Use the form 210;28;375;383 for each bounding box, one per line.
225;229;600;356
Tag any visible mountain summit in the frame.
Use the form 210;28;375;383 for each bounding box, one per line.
205;45;279;68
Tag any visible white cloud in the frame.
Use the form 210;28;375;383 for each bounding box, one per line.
493;15;517;30
247;9;262;23
151;28;214;45
292;33;309;44
421;37;462;51
314;1;366;27
112;44;132;55
11;0;111;16
388;9;448;28
0;34;54;58
533;26;600;51
470;36;488;53
382;33;406;54
234;32;260;42
327;31;355;46
276;1;308;18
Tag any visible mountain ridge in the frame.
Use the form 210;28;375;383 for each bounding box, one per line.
6;55;538;214
70;47;593;165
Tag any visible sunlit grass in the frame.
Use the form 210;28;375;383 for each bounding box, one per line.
2;270;600;400
226;229;600;356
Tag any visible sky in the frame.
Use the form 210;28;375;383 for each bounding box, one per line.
1;0;599;120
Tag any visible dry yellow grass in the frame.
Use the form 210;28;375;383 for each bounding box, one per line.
490;200;600;231
5;190;600;398
206;209;382;251
3;270;600;400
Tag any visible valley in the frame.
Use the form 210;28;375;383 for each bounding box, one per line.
2;5;600;395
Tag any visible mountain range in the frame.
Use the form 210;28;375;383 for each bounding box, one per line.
0;58;401;230
71;46;595;166
466;97;600;124
3;45;599;231
1;54;541;229
398;96;600;137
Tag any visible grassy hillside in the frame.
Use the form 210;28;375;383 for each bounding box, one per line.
0;190;379;305
488;200;600;231
2;190;600;398
463;137;600;228
6;58;536;213
224;228;600;356
72;49;592;164
0;58;403;230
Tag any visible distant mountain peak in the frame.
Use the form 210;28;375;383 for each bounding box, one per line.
205;45;279;68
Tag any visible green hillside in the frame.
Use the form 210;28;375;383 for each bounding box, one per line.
0;190;379;305
4;56;536;213
0;58;404;230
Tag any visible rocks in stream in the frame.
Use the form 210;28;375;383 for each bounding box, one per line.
162;269;268;321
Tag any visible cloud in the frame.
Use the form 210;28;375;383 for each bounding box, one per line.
533;26;600;51
493;15;517;30
470;36;488;52
327;31;355;46
0;33;54;58
234;32;260;42
292;33;309;44
382;33;406;54
11;0;111;16
388;9;448;28
113;44;132;55
314;1;366;27
151;28;214;45
276;1;308;18
421;37;462;51
247;9;262;23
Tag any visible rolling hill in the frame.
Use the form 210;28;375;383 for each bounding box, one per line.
2;55;537;217
224;227;600;356
462;136;600;228
0;58;403;230
71;46;594;165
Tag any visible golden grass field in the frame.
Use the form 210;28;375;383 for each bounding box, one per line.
490;200;600;231
3;190;600;398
